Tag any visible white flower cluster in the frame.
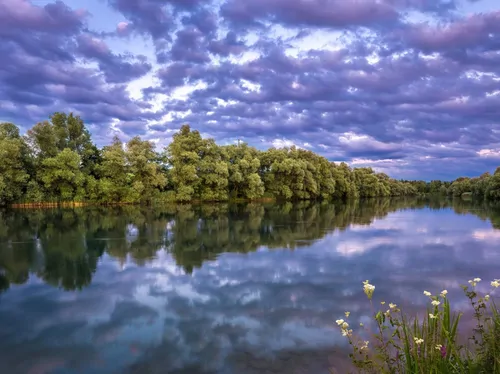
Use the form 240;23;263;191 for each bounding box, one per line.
336;318;353;337
363;280;375;300
468;278;482;287
414;337;424;345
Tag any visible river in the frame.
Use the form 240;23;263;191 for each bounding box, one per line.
0;198;499;373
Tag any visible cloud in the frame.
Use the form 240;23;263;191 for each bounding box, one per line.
76;34;152;83
220;0;400;29
0;0;499;179
477;149;500;158
401;10;500;53
0;0;87;34
0;0;163;145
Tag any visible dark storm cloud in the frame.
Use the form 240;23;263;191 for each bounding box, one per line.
1;0;500;179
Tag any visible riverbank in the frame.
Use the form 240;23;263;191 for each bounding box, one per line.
9;197;278;209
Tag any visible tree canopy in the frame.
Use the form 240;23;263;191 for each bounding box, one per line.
0;113;498;206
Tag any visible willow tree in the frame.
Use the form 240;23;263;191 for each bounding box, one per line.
126;136;167;203
97;136;129;202
198;138;229;201
166;125;204;202
224;143;264;199
485;168;500;200
39;149;85;201
0;123;30;205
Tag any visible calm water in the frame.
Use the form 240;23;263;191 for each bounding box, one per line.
1;199;500;374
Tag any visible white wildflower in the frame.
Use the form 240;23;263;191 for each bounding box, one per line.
435;344;442;350
423;291;431;297
342;329;353;337
345;311;350;317
429;313;437;319
440;290;448;297
336;319;344;326
432;300;441;306
363;280;375;300
414;337;424;345
491;279;500;288
389;303;397;309
485;295;490;301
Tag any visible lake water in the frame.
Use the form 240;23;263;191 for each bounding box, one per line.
1;198;500;374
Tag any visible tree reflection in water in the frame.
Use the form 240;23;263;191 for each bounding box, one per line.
0;197;499;292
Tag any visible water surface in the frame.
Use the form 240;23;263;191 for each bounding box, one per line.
1;199;500;374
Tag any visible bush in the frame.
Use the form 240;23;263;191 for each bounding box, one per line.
336;278;500;373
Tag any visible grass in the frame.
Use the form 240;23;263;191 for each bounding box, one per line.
335;278;500;374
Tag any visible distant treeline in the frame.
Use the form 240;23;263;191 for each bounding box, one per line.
0;112;499;206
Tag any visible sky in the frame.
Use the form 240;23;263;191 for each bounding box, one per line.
0;0;499;180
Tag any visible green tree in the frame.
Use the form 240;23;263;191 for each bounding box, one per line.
485;168;500;200
0;123;30;205
429;180;443;194
166;125;204;202
259;147;310;200
198;138;229;201
126;136;167;203
354;168;382;198
25;120;59;159
224;143;264;199
449;177;471;197
39;148;84;201
8;114;500;205
97;136;129;202
331;162;358;199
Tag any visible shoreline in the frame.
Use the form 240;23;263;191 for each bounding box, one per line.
9;197;279;209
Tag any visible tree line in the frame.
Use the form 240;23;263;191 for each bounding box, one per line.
1;112;499;206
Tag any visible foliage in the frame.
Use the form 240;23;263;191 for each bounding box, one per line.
2;112;500;206
39;148;85;201
337;278;500;374
0;123;30;205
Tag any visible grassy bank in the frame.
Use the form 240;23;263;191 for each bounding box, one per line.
335;279;500;373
